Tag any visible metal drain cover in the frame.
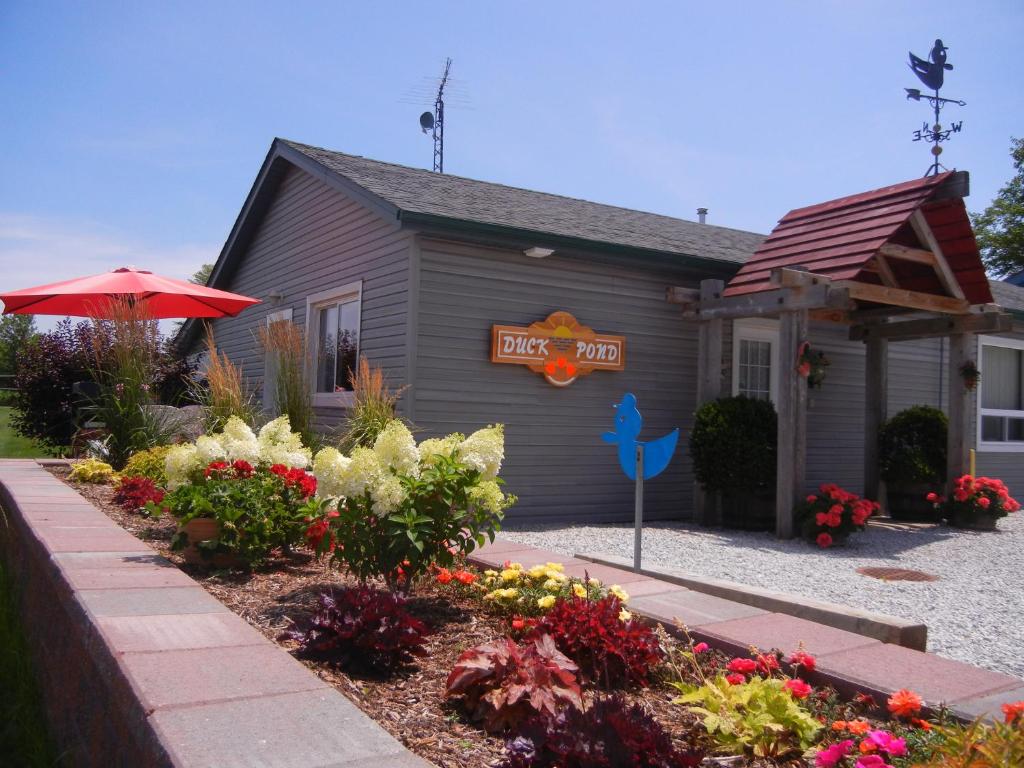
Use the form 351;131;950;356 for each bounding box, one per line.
856;567;938;582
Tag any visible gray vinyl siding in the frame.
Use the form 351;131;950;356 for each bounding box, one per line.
202;165;412;431
412;238;709;525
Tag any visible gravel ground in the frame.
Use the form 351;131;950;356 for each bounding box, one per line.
502;514;1024;680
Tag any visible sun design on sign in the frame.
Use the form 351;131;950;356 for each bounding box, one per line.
534;312;587;386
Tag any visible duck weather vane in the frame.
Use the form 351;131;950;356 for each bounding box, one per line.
905;38;966;176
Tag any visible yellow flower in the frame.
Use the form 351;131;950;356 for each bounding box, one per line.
619;609;632;622
483;591;498;602
608;585;629;603
544;562;564;572
545;571;568;582
527;565;549;580
484;570;498;577
507;562;523;570
542;579;561;592
537;595;556;609
588;577;601;587
497;588;519;600
501;568;521;583
572;583;587;598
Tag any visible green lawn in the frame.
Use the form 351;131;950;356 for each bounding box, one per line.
0;406;50;459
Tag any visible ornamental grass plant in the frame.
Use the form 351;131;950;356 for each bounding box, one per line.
191;326;257;434
336;356;406;453
257;319;316;449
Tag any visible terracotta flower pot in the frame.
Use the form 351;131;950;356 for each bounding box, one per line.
180;518;238;567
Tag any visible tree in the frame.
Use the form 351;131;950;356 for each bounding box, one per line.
971;137;1024;278
0;314;37;375
191;262;214;285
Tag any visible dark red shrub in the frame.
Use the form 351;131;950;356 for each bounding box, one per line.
503;694;704;768
113;475;165;512
284;587;430;672
446;634;582;733
534;594;663;687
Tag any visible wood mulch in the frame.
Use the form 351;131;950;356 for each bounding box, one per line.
48;466;812;768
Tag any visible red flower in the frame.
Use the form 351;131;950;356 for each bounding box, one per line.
756;653;779;674
726;657;757;675
693;642;709;653
925;492;938;503
232;459;254;477
269;463;289;476
435;568;454;585
453;570;477;585
789;650;816;671
1002;700;1024;724
816;532;833;548
725;673;745;685
204;460;229;478
784;678;812;698
887;688;923;719
511;617;525;631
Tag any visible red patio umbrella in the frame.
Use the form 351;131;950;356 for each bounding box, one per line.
0;267;260;318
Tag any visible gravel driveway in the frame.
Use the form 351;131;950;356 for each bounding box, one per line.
501;514;1024;680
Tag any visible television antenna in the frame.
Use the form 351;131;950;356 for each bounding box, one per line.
417;58;452;173
904;38;966;176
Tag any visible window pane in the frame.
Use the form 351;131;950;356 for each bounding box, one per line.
335;300;360;392
738;339;771;400
981;415;1005;442
316;305;339;393
981;345;1023;410
1009;418;1024;443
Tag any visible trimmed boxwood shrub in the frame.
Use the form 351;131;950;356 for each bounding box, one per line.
879;405;947;485
690;396;777;495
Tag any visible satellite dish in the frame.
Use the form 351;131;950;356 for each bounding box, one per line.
419;111;434;133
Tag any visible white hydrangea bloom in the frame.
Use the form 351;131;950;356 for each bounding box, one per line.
468;479;507;514
371;473;406;517
373;420;419;476
257;416;298;447
312;447;352;499
224;438;262;465
338;446;383;499
194;434;227;464
222;416;257;444
458;425;505;479
165;444;200;490
261;442;312;469
417;433;463;465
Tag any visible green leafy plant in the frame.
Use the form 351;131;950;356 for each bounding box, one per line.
68;458;117;483
445;634;582;733
122;444;173;486
689;396;777;495
336;356;406;453
879;405;948;485
311;421;514;590
903;716;1024;767
672;675;821;758
156;460;318;566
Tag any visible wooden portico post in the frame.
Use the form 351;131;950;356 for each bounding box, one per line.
775;309;808;538
693;279;724;526
946;332;973;490
863;332;888;503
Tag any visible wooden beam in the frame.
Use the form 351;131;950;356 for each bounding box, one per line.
946;333;972;491
667;286;700;304
872;255;899;287
833;280;970;314
770;267;830;288
694;279;724;527
864;334;888;503
909;210;966;300
682;283;850;320
850;311;1012;342
879;243;936;265
809;309;849;323
775;309;808;539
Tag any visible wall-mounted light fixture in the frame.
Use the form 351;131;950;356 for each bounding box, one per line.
523;247;555;259
266;290;285;304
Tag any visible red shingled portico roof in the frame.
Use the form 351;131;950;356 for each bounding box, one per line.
724;171;993;306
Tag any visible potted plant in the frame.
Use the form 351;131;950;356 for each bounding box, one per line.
878;405;947;522
795;483;879;548
690;396;777;530
930;475;1021;531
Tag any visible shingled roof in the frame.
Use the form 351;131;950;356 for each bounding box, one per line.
281;140;765;266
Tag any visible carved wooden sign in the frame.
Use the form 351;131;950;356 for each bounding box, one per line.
491;311;626;387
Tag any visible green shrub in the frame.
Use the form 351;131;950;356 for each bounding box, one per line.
879;405;948;485
122;445;173;486
689;396;777;494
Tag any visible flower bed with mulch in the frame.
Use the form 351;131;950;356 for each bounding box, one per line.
47;463;1006;768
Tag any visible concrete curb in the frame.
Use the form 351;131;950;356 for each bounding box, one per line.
575;552;928;650
0;460;432;768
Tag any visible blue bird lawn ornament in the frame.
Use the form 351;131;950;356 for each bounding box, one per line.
601;393;679;480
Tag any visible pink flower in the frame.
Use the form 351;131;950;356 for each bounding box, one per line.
785;678;813;698
725;673;745;685
925;492;938;502
727;657;757;674
789;650;816;671
865;730;907;757
815;740;854;768
855;756;893;768
978;496;991;510
693;642;709;653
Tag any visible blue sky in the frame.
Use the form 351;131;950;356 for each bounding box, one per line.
2;1;1022;329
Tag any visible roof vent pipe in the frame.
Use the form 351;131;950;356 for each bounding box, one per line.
697;207;708;224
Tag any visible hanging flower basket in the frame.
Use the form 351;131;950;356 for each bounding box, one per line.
796;342;830;389
959;361;980;391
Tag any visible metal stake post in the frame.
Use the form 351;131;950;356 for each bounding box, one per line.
633;444;644;573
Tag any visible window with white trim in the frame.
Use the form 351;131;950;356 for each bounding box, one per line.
306;282;361;408
732;319;780;403
978;335;1024;451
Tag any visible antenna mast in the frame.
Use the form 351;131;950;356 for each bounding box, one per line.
431;58;452;173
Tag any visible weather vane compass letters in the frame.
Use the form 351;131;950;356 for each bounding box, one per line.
905;38;966;176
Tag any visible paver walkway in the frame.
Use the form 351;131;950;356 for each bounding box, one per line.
469;538;1024;721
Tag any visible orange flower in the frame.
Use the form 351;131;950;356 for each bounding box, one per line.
912;718;933;730
859;739;877;753
1003;701;1024;724
888;688;923;718
831;720;848;731
847;719;871;735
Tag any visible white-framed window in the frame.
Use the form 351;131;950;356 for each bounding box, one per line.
732;319;780;403
306;281;361;408
263;308;293;413
977;335;1024;452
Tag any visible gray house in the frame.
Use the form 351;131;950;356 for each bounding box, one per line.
181;139;1024;524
